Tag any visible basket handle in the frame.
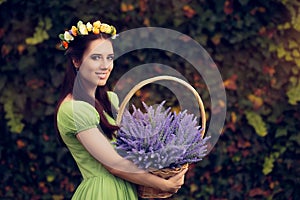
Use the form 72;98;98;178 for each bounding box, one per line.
116;75;206;137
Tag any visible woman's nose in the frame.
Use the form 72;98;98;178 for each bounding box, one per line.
100;59;112;70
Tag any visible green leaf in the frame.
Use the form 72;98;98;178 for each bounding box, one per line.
25;18;52;45
277;46;286;58
263;148;286;175
288;40;298;49
291;66;299;75
263;154;275;175
245;111;268;137
286;80;300;105
290;133;300;145
295;58;300;67
47;174;55;182
59;34;65;40
275;128;288;138
3;99;25;134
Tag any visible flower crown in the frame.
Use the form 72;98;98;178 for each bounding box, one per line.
58;20;117;50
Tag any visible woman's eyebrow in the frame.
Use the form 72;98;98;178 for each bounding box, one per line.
90;53;114;55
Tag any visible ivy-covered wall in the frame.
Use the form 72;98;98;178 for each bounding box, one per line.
0;0;299;199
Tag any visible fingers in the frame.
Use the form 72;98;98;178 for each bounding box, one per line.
163;167;188;193
181;167;188;175
171;167;188;181
167;168;188;189
177;169;187;178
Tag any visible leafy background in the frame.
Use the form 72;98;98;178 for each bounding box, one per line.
0;0;299;199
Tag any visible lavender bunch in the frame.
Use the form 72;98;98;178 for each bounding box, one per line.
115;101;210;170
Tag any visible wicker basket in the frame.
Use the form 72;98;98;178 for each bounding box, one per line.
138;163;189;198
116;75;206;198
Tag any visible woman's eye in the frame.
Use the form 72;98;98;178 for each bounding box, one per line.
90;54;114;61
107;55;114;60
91;55;101;60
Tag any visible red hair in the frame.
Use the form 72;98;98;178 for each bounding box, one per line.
55;33;118;140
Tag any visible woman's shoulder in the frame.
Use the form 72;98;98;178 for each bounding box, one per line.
107;91;119;108
59;100;95;112
107;91;118;100
58;100;100;123
57;100;100;135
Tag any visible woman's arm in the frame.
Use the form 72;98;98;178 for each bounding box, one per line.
76;128;187;193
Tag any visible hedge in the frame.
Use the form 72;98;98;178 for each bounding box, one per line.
0;0;299;199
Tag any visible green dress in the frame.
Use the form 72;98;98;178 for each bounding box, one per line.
57;92;138;200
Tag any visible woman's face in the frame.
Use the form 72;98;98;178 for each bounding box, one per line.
76;38;114;88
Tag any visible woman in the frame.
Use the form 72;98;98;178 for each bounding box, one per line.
55;20;187;199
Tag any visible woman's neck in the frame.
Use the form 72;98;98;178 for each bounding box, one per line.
73;75;97;101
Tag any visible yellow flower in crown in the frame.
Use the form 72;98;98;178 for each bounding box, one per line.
93;20;101;28
77;21;88;35
64;31;74;42
111;26;117;35
77;20;83;29
100;23;112;34
58;20;117;50
93;27;100;34
92;20;101;34
70;26;78;36
86;22;93;32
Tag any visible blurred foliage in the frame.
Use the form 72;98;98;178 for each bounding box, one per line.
0;0;299;199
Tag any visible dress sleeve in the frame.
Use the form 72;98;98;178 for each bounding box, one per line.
105;91;120;126
107;91;119;110
57;101;100;137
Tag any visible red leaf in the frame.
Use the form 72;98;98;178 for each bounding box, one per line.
223;74;238;90
0;28;5;38
227;142;238;155
263;66;275;76
43;133;50;141
139;0;147;13
16;139;26;149
26;79;45;89
224;0;233;15
248;188;270;197
237;138;251;148
183;5;196;18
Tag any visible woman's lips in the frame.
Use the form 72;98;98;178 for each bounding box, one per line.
96;72;107;79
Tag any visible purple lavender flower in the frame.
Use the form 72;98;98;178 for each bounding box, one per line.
115;101;210;170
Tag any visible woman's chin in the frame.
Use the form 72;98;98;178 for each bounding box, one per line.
97;80;107;86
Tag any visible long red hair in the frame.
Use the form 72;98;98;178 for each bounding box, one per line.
55;33;119;140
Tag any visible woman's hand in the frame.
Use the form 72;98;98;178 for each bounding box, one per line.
160;167;188;193
76;128;189;191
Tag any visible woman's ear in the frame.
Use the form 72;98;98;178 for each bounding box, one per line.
72;59;81;69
